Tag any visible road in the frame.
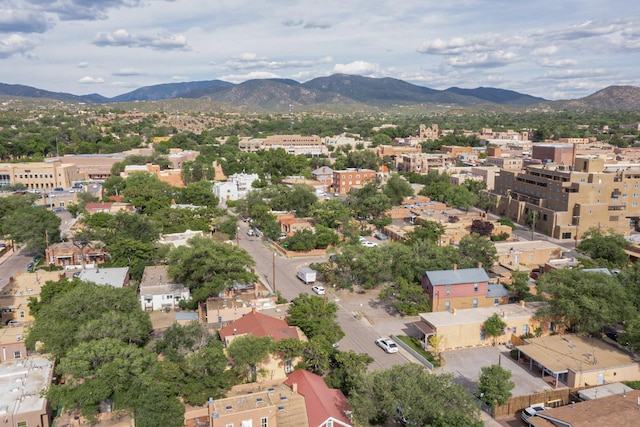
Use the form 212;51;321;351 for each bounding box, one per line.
236;220;414;370
0;246;35;289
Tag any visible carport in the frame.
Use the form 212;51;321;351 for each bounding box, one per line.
411;320;435;349
516;345;567;389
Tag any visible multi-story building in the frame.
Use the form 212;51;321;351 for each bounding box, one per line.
493;156;640;239
531;143;575;165
421;265;497;313
0;161;83;190
397;153;448;173
332;168;377;194
263;135;327;156
484;156;523;171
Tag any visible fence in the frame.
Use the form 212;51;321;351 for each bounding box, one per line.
492;387;585;418
391;334;434;370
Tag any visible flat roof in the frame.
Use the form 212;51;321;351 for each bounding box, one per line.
0;324;26;345
78;267;129;288
494;240;562;254
0;357;52;417
420;302;543;328
517;334;637;374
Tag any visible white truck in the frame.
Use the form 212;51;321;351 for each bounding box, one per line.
296;267;317;284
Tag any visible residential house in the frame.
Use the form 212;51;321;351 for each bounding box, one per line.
412;301;547;351
45;240;108;269
516;334;640;389
120;163;184;187
76;267;130;288
421;265;493;312
527;389;640;426
494;240;564;272
1;271;64;325
0;324;28;362
284;369;353;427
219;309;307;380
84;202;135;215
0;357;55;427
278;213;315;236
139;265;190;311
311;166;333;186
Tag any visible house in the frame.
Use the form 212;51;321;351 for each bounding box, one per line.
516;334;640;389
0;357;54;427
0;324;28;362
0;271;64;325
84;202;135;215
412;301;546;351
45;240;108;269
219;309;307;380
421;265;491;312
332;168;377;194
139;265;190;311
494;240;564;271
191;380;309;427
311;166;333;185
527;389;640;427
77;267;130;288
284;369;353;427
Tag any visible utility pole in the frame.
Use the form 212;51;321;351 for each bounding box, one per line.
272;251;276;293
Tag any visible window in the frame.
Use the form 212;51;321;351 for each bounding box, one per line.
493;298;499;306
17;422;27;427
480;328;486;341
284;359;293;374
444;301;451;312
473;283;478;292
523;324;529;336
445;284;451;295
19;311;25;318
242;421;253;427
226;424;234;427
261;418;268;427
14;351;22;359
472;298;478;308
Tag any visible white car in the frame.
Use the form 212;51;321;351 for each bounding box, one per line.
362;241;378;247
311;285;325;295
375;338;398;353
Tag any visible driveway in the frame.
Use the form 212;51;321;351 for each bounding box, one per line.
435;345;550;396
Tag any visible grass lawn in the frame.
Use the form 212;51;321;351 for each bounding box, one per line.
396;335;441;367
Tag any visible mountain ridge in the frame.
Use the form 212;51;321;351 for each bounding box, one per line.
0;75;638;112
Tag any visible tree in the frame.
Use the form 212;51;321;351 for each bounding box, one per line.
404;220;445;245
167;236;257;305
476;191;498;213
154;322;210;363
577;227;629;268
311;198;351;230
287;294;345;345
506;270;533;301
121;172;173;214
526;210;539;239
178;180;219;207
476;364;515;409
459;233;497;268
326;350;374;397
226;335;274;381
286;229;317;251
3;205;61;253
535;269;635;334
382;174;414;205
349;363;482;427
483;313;507;345
379;278;431;316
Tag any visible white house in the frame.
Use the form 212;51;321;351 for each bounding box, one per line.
139;266;190;311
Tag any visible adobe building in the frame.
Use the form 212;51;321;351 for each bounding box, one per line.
0;161;83;190
0;357;54;427
494;240;564;271
493;156;640;239
262;135;327;156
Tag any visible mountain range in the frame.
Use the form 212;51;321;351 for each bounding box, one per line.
1;74;640;112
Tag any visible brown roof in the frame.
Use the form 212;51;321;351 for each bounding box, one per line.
528;389;640;427
284;369;352;427
219;309;302;343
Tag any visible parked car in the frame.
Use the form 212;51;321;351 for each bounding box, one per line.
521;403;549;423
375;337;398;353
73;271;82;278
246;229;254;236
362;241;378;247
311;285;325;295
374;232;388;241
27;263;34;271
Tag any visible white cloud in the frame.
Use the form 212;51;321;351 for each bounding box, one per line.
93;29;189;51
77;76;105;84
447;51;519;68
532;46;558;56
0;9;51;33
542;69;610;79
539;58;577;68
222;53;332;71
0;34;37;58
76;61;89;68
112;68;145;76
333;61;380;75
219;71;281;83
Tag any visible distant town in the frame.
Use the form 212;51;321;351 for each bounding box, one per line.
1;105;640;427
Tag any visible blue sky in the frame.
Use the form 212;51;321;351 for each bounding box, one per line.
1;0;639;100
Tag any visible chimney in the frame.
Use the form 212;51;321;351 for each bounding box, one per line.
452;264;457;271
519;300;525;307
452;308;457;315
291;382;298;393
477;262;482;269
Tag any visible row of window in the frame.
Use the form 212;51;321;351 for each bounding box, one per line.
16;173;62;179
443;298;500;311
225;417;269;427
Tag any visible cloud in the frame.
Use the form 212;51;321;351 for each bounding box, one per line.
76;61;89;68
532;46;558;56
542;19;625;41
418;34;529;55
77;76;105;84
281;19;331;29
333;61;380;75
446;51;519;68
542;69;610;79
0;34;37;58
219;71;281;83
25;0;147;21
92;29;189;51
0;9;51;33
112;68;145;76
539;58;577;68
221;53;332;71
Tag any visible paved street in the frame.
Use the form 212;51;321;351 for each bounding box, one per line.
0;246;35;289
237;220;416;370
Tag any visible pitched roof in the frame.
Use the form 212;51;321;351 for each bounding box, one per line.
284;370;352;427
424;267;490;286
219;309;302;343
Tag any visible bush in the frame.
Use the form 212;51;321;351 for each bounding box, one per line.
396;335;441;367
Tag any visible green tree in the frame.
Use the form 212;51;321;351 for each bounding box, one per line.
349;363;482;427
226;335;274;381
3;206;61;253
326;350;374;397
167;236;257;305
379;278;431;315
535;269;635;334
459;233;497;268
576;227;629;268
178;180;219;207
483;313;507;345
476;190;498;213
476;364;515;409
121;172;173;214
287;293;345;345
311;198;351;230
286;229;317;251
154;322;210;363
382;174;414;205
404;220;445;245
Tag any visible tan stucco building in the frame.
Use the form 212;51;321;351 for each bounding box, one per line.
0;161;83;190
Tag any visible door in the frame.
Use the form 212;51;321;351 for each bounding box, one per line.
597;373;604;385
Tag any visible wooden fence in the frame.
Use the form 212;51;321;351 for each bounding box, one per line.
493;387;585;418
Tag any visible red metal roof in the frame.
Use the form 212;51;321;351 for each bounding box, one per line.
219;309;301;343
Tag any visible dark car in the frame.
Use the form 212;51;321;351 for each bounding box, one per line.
27;263;34;271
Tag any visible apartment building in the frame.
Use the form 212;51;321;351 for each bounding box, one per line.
493;156;640;239
263;135;327;156
484;156;523;171
332;168;377;194
397;153;448;173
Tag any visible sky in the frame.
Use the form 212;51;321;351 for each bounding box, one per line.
1;0;640;100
